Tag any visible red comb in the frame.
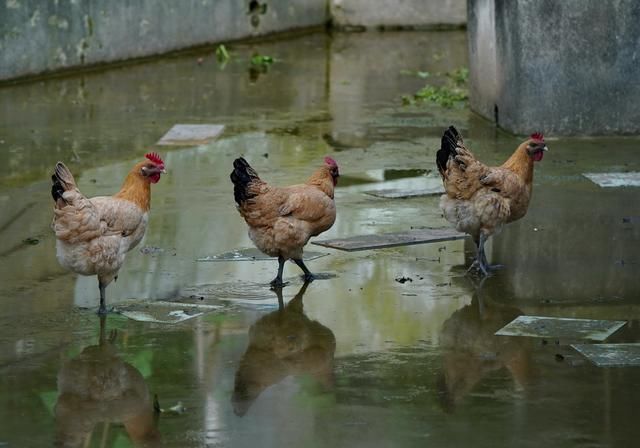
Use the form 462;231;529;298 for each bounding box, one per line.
324;156;338;167
530;132;544;142
145;152;164;166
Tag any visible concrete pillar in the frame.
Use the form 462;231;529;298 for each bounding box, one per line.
468;0;640;135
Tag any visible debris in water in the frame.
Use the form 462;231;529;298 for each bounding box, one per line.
154;395;187;415
250;54;275;67
395;276;412;284
495;316;627;342
216;44;230;64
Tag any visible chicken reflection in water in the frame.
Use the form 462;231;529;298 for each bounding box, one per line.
54;316;161;447
436;280;535;412
232;281;336;416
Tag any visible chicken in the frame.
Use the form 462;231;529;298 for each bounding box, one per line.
51;153;166;314
55;317;161;447
436;126;548;275
230;156;339;286
232;281;336;416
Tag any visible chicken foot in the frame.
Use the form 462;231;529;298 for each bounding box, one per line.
293;258;315;282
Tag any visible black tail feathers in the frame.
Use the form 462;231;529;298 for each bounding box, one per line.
436;126;462;176
51;175;66;203
230;157;260;205
51;162;73;204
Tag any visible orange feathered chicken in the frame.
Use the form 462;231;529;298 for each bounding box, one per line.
51;153;166;314
230;157;339;287
436;126;548;275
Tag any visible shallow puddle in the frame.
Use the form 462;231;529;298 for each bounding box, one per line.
1;30;640;447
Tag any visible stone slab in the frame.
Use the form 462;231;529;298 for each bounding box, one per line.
114;300;221;324
364;186;445;199
495;316;627;342
312;228;466;252
583;172;640;188
157;124;225;146
196;248;328;262
571;343;640;367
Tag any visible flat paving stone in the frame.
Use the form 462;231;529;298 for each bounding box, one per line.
583;172;640;187
196;247;328;262
495;316;627;342
312;228;466;252
157;124;225;146
571;343;640;367
115;300;221;324
364;186;445;199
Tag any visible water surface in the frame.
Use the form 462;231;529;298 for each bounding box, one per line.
1;30;640;447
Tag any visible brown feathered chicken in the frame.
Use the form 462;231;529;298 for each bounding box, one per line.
230;157;339;287
436;126;548;275
51;153;166;314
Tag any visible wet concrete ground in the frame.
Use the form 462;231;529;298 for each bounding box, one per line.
1;30;640;447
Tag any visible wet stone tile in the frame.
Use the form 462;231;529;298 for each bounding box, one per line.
571;343;640;367
364;186;445;199
312;228;466;252
583;172;640;187
495;316;627;342
157;124;225;146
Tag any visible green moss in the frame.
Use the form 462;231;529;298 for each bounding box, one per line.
403;66;469;108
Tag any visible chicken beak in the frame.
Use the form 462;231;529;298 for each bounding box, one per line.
161;168;167;174
543;146;549;151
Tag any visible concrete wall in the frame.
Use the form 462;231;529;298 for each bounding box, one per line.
330;0;466;29
1;1;469;82
468;0;640;135
0;0;328;81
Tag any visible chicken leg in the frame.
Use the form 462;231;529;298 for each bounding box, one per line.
468;233;503;276
98;281;108;316
293;258;315;282
270;256;287;288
